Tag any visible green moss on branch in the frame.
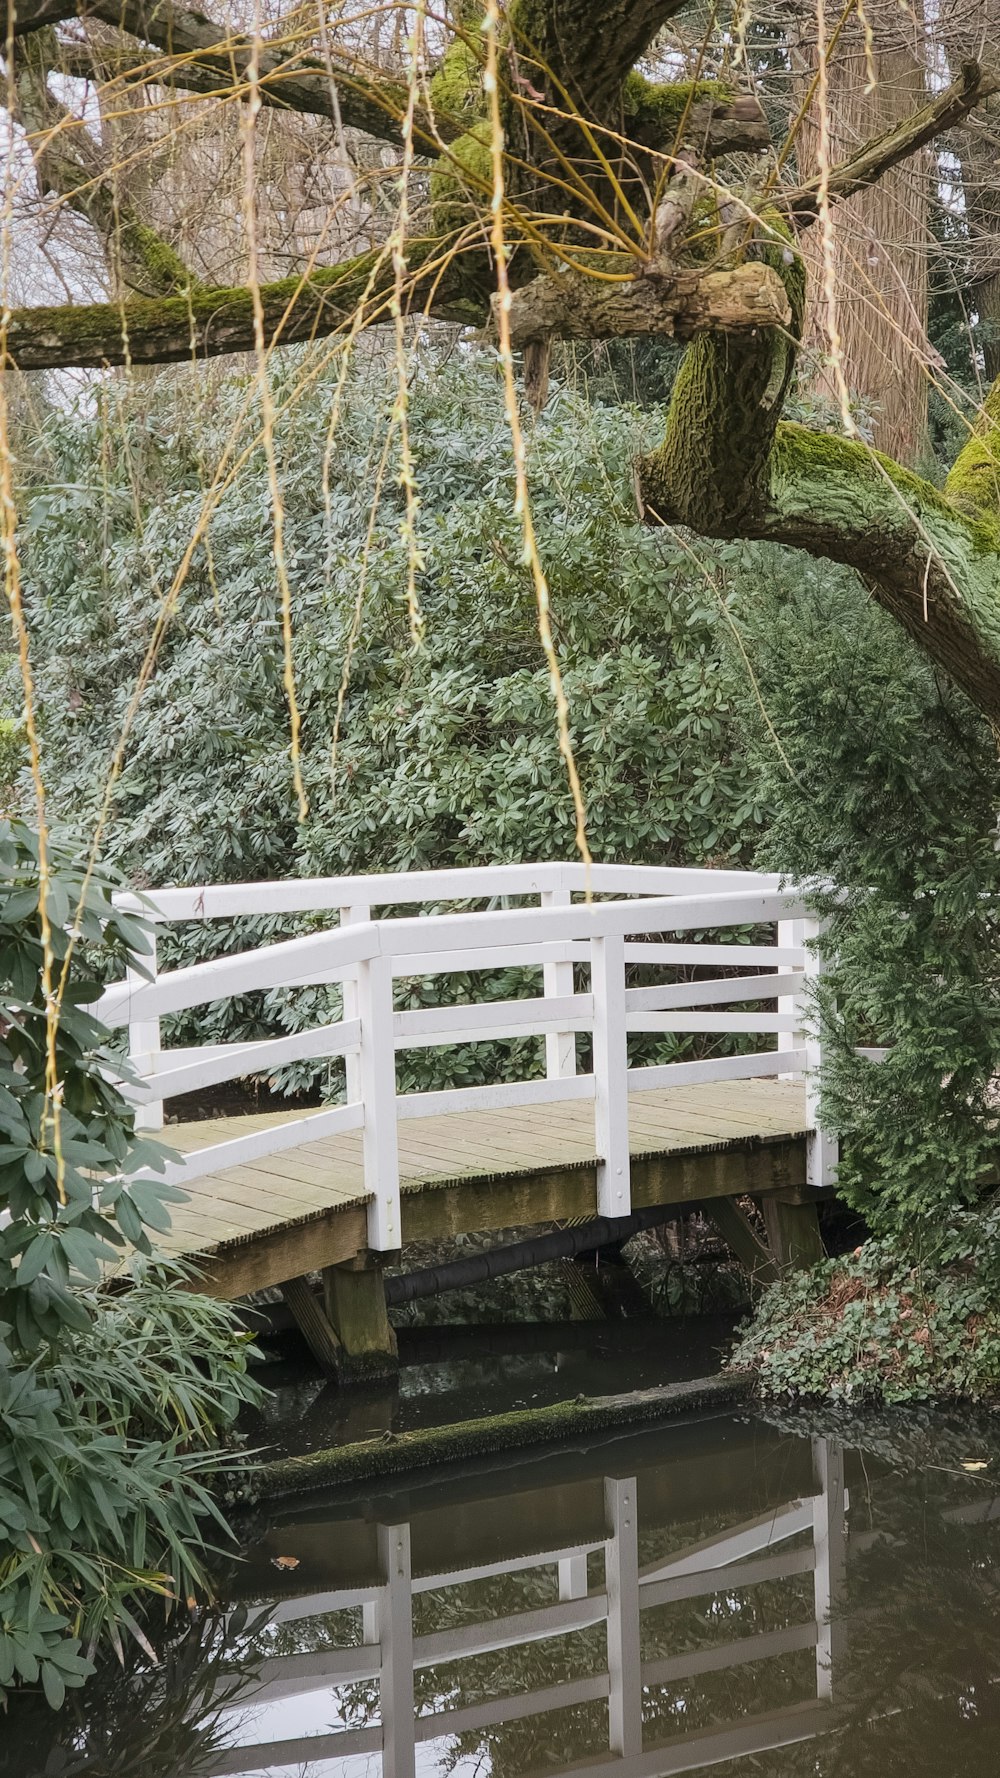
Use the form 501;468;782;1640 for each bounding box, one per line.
3;239;488;371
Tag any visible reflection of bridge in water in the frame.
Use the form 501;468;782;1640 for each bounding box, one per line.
212;1428;847;1778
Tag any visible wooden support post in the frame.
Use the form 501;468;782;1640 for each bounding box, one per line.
706;1196;780;1287
761;1194;825;1270
280;1274;344;1377
801;917;839;1190
592;933;631;1218
541;888;576;1079
812;1437;847;1700
558;1553;589;1600
323;1251;398;1380
377;1522;415;1778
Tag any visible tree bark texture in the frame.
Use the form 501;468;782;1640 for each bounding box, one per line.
790;1;932;465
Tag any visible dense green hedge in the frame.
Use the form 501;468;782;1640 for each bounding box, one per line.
9;353;764;1094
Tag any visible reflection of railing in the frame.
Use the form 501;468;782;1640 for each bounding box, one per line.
210;1439;847;1778
96;861;837;1248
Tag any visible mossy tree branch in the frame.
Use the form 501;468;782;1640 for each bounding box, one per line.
12;25;197;297
780;59;1000;226
640;81;1000;727
1;237;487;369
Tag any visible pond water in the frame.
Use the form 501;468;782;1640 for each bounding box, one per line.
9;1395;1000;1777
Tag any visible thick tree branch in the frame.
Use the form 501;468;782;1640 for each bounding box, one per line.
46;21;772;162
782;60;1000;227
2;0;68;37
77;0;463;154
12;26;195;296
501;259;792;346
1;238;485;369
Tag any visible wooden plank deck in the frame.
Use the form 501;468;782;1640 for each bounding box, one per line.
155;1079;811;1298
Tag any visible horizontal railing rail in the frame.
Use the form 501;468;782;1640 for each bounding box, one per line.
101;862;837;1242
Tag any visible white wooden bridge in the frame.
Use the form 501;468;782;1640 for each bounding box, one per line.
98;862;839;1370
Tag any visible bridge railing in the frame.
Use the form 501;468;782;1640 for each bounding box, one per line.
97;862;833;1250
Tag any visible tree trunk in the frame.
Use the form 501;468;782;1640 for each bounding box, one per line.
790;1;931;465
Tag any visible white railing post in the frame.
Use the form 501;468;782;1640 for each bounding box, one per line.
812;1438;847;1700
339;902;370;1103
604;1477;642;1758
802;916;838;1189
541;888;576;1078
377;1523;415;1778
777;917;805;1083
591;933;631;1216
129;928;163;1132
358;947;401;1251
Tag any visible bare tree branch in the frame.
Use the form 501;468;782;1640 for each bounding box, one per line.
11;25;196;295
782;59;1000;227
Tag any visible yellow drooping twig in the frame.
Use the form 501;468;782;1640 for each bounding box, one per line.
242;6;308;822
482;3;591;880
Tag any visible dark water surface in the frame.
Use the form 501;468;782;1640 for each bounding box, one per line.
8;1385;1000;1778
246;1319;739;1457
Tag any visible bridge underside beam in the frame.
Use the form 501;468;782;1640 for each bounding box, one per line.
191;1135;817;1304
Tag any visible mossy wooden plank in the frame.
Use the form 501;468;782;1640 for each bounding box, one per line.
170;1081;810;1296
195;1203;369;1298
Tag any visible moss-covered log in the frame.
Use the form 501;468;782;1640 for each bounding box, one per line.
255;1372;752;1498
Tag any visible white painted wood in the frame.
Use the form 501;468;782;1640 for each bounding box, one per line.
98;921;376;1027
394;1071;595;1120
777;918;806;1081
592;934;631;1216
554;1701;830;1778
641;1620;818;1689
129;1101;365;1189
640;1543;816;1612
105;863;839;1210
359;951;401;1250
626;972;802;1011
542;888;578;1079
116;860;783;923
394;992;593;1047
414;1597;609;1670
625;942;806;968
414;1672;609;1741
802;917;839;1188
605;1477;642;1758
377;1523;415;1778
102;888;805;1025
340;903;370;1103
129;1019;360;1104
414;1542;602;1593
627;1011;800;1035
812;1438;847;1700
627;1049;807;1092
639;1501;813;1582
128;932;162;1131
558;1553;590;1601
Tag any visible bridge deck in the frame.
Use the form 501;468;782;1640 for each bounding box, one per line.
156;1078;810;1298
